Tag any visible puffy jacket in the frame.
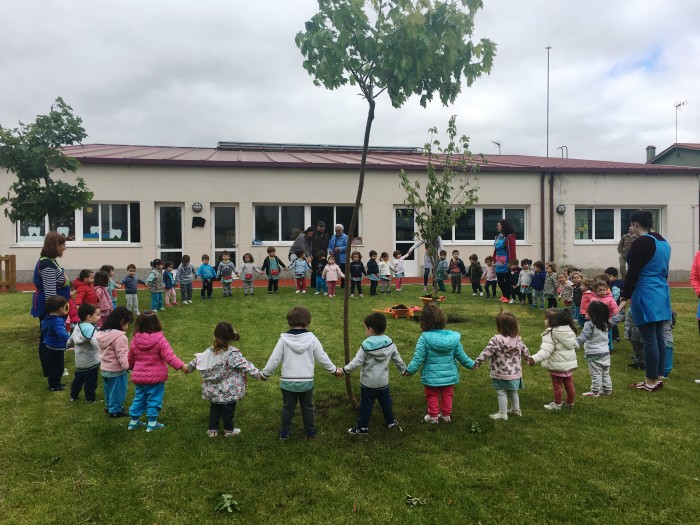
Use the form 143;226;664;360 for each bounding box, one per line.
189;346;262;403
691;251;700;297
322;263;344;282
588;291;619;317
530;326;579;372
41;314;69;350
97;329;130;372
474;334;530;380
343;335;406;389
406;330;474;387
95;286;112;313
128;331;185;384
73;278;98;306
68;322;100;370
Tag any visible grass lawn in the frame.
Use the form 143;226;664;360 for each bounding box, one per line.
1;285;699;524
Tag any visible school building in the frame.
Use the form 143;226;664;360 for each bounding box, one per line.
2;142;699;282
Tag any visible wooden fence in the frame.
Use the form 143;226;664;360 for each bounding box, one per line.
0;255;17;292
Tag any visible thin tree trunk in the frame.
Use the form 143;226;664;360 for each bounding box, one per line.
343;98;375;409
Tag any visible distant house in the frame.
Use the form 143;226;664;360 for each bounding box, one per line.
2;142;698;281
647;143;700;167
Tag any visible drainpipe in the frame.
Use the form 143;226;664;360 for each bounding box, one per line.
540;172;546;263
549;173;555;262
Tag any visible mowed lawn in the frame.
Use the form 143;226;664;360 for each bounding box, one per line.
1;286;698;524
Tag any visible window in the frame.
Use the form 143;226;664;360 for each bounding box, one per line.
254;205;360;243
441;207;525;243
620;208;661;235
575;207;660;242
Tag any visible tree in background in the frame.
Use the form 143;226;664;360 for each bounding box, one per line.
399;116;480;299
0;97;92;227
296;0;496;406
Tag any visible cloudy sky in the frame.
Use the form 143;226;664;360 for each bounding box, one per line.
1;0;698;162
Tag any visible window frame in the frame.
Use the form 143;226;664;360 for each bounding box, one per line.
253;204;362;245
441;207;528;244
574;207;662;245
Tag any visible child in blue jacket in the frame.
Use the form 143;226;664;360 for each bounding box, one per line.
197;254;217;300
41;296;71;391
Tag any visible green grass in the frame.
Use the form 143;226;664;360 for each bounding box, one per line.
1;287;699;524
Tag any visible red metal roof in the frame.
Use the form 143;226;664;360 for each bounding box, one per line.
60;143;700;174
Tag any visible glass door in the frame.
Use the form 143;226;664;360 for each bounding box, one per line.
156;204;183;267
212;206;237;267
394;207;418;276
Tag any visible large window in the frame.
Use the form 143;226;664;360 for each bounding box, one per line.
254;205;360;243
620;208;661;235
441;207;526;243
575;207;660;242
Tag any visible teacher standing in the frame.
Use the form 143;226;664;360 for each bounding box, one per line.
619;210;671;393
493;219;517;303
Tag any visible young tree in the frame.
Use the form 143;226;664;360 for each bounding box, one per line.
399;115;480;299
0;97;92;226
296;0;496;405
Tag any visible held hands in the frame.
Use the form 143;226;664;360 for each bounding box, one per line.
181;365;190;374
472;363;480;370
334;367;345;378
527;357;536;367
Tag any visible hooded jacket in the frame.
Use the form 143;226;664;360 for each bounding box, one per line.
406;330;474;387
97;329;130;373
95;286;112;313
261;330;336;382
343;335;406;389
41;314;70;350
73;278;98;306
189;346;262;403
530;326;579;372
475;334;530;380
69;322;100;370
576;321;610;356
128;331;185;384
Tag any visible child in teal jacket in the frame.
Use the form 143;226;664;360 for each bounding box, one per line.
405;304;475;424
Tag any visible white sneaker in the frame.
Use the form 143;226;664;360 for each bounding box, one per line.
350;293;354;297
359;294;364;298
472;293;477;296
301;290;306;294
695;379;700;384
224;428;241;437
479;292;484;296
324;292;328;296
507;409;522;417
314;291;320;295
295;290;301;294
63;368;70;377
543;402;561;410
508;299;515;304
438;413;451;423
422;415;438;424
489;412;508;420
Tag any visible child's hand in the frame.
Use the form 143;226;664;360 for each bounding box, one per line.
472;363;479;370
527;357;536;367
181;365;190;374
335;367;345;377
402;370;410;377
258;374;268;381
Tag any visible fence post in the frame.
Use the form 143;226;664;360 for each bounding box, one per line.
0;255;17;292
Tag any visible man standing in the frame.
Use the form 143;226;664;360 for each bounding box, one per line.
328;224;349;288
617;225;636;278
310;221;330;291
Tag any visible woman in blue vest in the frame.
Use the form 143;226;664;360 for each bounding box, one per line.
619;210;671;392
493;219;517;303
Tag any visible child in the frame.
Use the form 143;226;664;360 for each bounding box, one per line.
217;251;236;298
589;279;619;350
97;307;134;417
604;267;625;303
367;250;380;296
508;258;522;304
474;311;530;420
391;248;413;292
261;306;339;440
530;261;546;309
378;252;392;294
289;250;311;294
42;296;70;391
448;250;466;294
663;310;677;379
175;255;196;304
162;261;178;306
120;264;145;315
314;250;328;295
576;301;612;397
349;251;367;298
322;254;344;298
197;254;217;300
482;256;497;298
145;259;165;311
236;253;263;296
127;311;189;431
342;312;406;434
436;250;449;292
518;259;534;306
93;270;113;328
557;272;574;314
68;303;101;403
100;264;121;309
187;321;264;437
73;269;97;306
468;254;483;296
571;271;583;322
543;261;558;308
528;309;579;410
261;247;286;294
404;304;475;424
578;279;595;326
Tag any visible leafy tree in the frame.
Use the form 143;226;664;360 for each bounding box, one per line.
0;97;92;226
296;0;496;405
399;115;480;298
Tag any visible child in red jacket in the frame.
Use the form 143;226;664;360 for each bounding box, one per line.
73;269;98;306
127;311;189;432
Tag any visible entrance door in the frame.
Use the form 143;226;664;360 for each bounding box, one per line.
394;207;418;276
212;206;238;266
156;204;183;267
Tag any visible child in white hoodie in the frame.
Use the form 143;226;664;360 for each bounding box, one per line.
528;309;579;410
69;303;102;403
262;306;339;440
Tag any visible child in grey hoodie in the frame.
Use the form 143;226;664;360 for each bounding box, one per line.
68;303;102;403
261;306;339;440
577;301;611;397
342;312;406;434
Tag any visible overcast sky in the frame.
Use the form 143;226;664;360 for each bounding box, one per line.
1;1;698;162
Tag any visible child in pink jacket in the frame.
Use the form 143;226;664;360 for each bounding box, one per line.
97;307;134;418
322;254;345;298
93;271;113;328
127;311;188;432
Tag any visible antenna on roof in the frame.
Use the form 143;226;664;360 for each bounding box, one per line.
491;140;501;155
674;100;688;146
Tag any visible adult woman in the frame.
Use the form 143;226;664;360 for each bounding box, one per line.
619;210;671;392
31;232;70;376
493;219;517;303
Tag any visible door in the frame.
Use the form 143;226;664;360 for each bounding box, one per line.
394;207;418;276
212;206;238;267
156;204;183;267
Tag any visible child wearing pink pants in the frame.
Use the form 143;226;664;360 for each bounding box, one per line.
322;255;344;298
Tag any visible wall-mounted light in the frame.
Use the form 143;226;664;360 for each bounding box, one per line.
192;202;203;213
556;205;566;215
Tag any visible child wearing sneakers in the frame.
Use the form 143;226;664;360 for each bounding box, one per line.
216;251;236;298
367;250;380;296
120;264;145;315
289;250;311;294
145;259;165;311
41;296;71;391
349;251;367;297
518;259;534;306
530;261;546;309
528;309;579;410
261;247;287;294
175;255;196;304
576;301;612;397
187;322;264;437
236;253;263;296
261;306;339;440
68;303;102;403
448;250;467;293
197;254;217;300
314;251;329;296
163;262;178;306
404;304;475;424
322;254;344;297
378;252;392;294
482;256;497;298
97;307;134;418
436;250;449;292
342;312;406;434
468;254;483;296
127;311;189;432
474;310;530;420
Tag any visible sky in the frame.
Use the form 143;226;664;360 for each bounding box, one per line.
1;0;698;163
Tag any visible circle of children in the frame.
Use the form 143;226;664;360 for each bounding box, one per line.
39;246;676;439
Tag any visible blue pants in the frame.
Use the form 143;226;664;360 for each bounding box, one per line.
664;345;674;377
103;373;128;414
129;383;165;421
150;292;163;310
637;321;667;381
316;275;328;293
357;385;395;429
532;290;545;308
71;366;99;401
180;282;192;302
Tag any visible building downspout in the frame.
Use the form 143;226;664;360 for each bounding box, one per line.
549;173;555;262
540;172;546;263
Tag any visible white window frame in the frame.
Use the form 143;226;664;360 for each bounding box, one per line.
573;207;662;245
253;204;361;245
441;207;528;244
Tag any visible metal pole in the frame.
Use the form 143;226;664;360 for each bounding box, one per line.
546;46;551;157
